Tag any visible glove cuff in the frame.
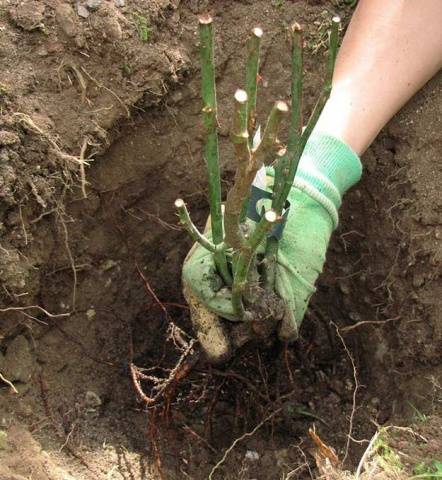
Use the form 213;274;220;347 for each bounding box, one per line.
296;130;362;207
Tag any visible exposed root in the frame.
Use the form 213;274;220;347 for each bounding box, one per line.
14;113;93;202
130;338;199;407
208;407;283;480
80;67;130;117
38;373;101;476
0;372;18;394
341;316;401;333
79;137;89;199
14;113;88;167
332;321;360;463
0;305;70;318
56;212;77;311
57;61;89;104
28;178;48;209
355;431;380;479
309;425;340;467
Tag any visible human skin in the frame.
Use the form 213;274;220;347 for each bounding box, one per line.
315;0;442;156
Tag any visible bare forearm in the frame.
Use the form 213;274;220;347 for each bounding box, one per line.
315;0;442;155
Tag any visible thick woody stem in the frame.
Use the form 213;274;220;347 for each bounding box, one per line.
237;100;288;224
175;199;219;253
245;27;263;140
254;100;289;165
231;89;250;158
232;210;278;319
199;14;231;285
224;89;251;250
225;97;289;253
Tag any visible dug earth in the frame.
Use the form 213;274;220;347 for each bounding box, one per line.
0;1;440;479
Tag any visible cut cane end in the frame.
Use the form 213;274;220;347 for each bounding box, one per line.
234;89;248;104
265;210;278;223
252;27;263;38
275;100;289;113
198;13;213;25
174;198;185;208
291;22;303;34
332;16;341;24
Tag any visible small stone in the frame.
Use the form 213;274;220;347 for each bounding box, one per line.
2;335;34;383
36;45;49;57
170;91;184;104
364;150;377;174
85;390;102;408
326;392;341;405
412;273;425;288
101;259;118;271
0;130;20;146
114;0;125;6
339;282;350;295
56;3;78;38
77;4;90;18
245;450;260;461
102;15;122;41
9;1;45;31
329;379;345;395
0;430;7;450
86;0;102;11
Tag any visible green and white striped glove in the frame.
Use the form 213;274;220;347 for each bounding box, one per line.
271;131;362;340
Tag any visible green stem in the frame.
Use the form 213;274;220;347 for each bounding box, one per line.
232;210;278;319
238;99;288;225
199;14;231;285
264;23;303;289
254;100;289;165
245;27;263;141
175;199;218;253
238;27;263;222
327;17;340;88
272;22;304;215
274;16;340;212
265;18;340;290
224;89;250;251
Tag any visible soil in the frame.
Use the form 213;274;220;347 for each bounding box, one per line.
0;1;441;479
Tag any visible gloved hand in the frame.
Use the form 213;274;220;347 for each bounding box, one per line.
182;132;362;362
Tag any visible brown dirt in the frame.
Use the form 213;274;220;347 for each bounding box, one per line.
0;1;441;479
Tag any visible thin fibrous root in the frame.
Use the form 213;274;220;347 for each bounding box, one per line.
208;406;282;480
0;373;18;394
58;61;88;103
13;113;88;167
